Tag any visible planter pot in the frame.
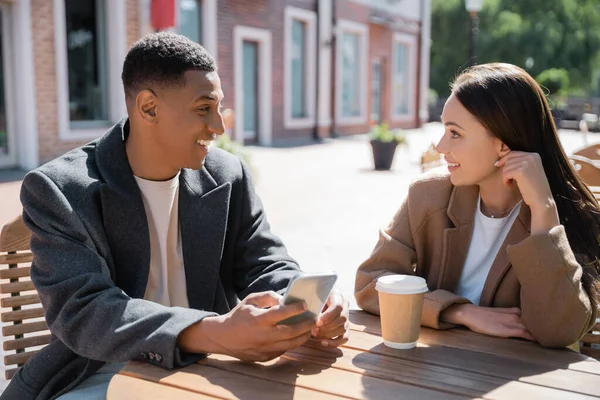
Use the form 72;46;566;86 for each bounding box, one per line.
370;140;398;171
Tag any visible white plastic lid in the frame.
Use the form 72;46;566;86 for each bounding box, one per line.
375;275;428;295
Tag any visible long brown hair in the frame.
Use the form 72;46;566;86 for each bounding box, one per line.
452;63;600;311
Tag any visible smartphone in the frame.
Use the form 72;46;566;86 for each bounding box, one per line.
276;271;338;326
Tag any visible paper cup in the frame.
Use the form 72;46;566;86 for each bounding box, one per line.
376;275;428;349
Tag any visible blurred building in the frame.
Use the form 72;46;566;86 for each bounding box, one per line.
0;0;430;170
0;0;139;170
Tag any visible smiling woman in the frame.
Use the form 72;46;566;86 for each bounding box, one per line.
355;63;600;350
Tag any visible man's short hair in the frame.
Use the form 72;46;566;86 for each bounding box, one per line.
121;32;216;98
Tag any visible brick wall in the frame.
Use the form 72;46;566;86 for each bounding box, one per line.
217;0;318;143
127;0;140;49
369;24;392;127
34;0;140;165
31;0;68;165
332;0;371;137
336;0;370;24
31;0;421;162
333;0;421;136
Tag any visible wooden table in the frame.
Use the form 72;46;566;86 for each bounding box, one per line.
107;310;600;399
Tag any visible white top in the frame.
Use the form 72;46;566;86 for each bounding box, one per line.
456;195;522;305
134;173;189;308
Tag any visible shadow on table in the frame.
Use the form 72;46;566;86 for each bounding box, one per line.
353;337;600;399
196;345;342;400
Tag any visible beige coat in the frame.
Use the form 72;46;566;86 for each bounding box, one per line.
355;170;597;348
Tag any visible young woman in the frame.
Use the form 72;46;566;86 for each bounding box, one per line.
355;63;599;348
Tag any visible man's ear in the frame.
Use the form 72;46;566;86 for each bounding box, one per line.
136;89;158;124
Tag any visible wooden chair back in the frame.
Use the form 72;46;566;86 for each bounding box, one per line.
574;144;600;160
420;143;444;172
570;155;600;187
0;215;49;380
580;320;600;359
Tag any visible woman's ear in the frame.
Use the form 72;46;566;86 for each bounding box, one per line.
498;142;511;157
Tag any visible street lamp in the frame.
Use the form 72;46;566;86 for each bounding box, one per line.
465;0;483;67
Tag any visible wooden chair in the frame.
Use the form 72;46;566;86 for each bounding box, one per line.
580;320;600;359
573;143;600;160
569;154;600;189
0;214;49;380
420;143;444;172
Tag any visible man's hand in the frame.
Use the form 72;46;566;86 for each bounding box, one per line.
441;303;534;341
310;289;350;347
178;291;316;362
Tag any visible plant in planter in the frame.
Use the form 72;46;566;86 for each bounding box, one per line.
369;123;407;171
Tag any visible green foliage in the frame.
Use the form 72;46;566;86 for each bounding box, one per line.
430;0;470;98
428;88;439;106
369;123;407;145
214;134;252;167
0;131;6;148
431;0;600;97
536;68;570;95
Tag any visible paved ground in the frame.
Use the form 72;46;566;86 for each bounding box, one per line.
0;123;598;309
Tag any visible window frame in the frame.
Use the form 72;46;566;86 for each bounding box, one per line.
233;26;272;146
54;0;127;140
335;19;368;126
284;6;317;130
391;32;417;122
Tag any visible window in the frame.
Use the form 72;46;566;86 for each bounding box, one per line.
242;40;258;140
371;60;382;123
56;0;127;140
391;32;416;121
177;0;202;44
393;42;409;115
291;19;306;118
234;26;273;145
65;0;108;125
341;32;360;117
284;7;316;129
336;20;368;125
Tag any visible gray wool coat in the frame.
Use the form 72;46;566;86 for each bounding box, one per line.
1;119;301;400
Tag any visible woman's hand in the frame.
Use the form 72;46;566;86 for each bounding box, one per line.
495;151;560;234
441;303;534;341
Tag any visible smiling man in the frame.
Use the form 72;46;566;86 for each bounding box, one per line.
2;32;349;400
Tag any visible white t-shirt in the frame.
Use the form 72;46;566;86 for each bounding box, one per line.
134;173;189;308
456;195;522;305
